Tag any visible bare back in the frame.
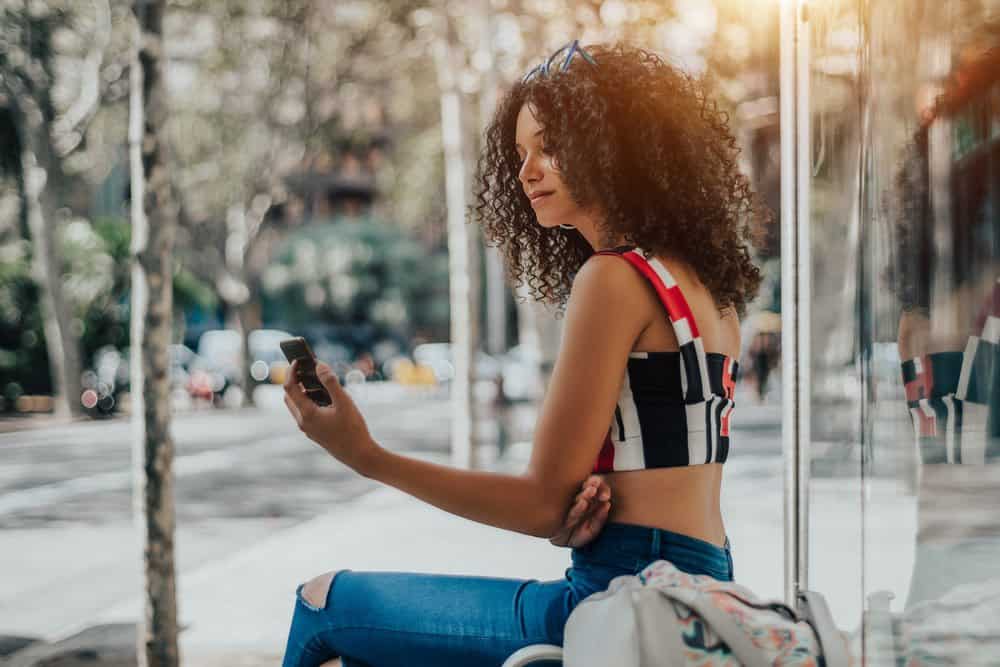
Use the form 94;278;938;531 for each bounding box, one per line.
603;255;740;547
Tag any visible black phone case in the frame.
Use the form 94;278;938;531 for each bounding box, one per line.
280;338;333;406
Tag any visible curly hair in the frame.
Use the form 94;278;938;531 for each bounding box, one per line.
473;42;767;317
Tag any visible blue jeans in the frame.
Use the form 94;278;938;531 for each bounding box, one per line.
281;522;734;667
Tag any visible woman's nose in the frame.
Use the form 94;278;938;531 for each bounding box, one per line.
518;154;542;185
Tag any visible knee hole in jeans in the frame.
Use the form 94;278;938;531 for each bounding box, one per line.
300;570;343;611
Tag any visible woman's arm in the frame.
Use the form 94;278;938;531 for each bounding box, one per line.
360;255;646;538
359;450;561;538
285;255;645;538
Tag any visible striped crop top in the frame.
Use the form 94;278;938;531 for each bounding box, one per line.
591;246;739;473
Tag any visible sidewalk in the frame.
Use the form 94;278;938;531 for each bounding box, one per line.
139;456;575;666
0;412;84;435
4;445;573;666
7;439;795;667
2;384;927;666
13;400;919;666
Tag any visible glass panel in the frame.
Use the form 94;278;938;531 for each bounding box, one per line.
860;0;1000;665
993;83;1000;139
806;0;865;640
721;0;785;604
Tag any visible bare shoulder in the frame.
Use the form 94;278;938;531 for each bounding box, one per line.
570;253;647;310
565;253;650;350
573;252;639;287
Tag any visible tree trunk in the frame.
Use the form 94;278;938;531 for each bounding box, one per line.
130;1;180;665
9;0;110;421
233;201;275;409
21;139;84;419
237;297;262;407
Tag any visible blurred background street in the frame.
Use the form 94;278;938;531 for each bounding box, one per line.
4;0;1000;663
0;383;788;665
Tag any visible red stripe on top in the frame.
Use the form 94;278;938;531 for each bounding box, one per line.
592;430;616;473
614;251;701;339
722;356;737;400
661;284;701;339
903;359;925;402
720;404;733;438
921;355;934;399
902;355;936;437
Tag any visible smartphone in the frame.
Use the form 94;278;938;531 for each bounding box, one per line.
279;337;333;406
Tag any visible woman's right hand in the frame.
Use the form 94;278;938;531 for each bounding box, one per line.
549;475;612;548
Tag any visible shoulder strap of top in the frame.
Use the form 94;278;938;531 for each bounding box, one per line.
592;246;712;403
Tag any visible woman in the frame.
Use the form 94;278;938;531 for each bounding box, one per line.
281;41;765;667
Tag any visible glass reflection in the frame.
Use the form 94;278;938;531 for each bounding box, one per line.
863;1;1000;663
806;0;865;639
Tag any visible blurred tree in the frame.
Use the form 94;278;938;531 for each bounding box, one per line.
0;0;782;415
0;213;214;407
0;0;125;417
261;214;448;342
165;0;429;404
0;240;48;402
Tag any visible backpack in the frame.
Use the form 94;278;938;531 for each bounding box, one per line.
562;559;854;667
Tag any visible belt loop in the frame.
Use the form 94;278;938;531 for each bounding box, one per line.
650;528;661;556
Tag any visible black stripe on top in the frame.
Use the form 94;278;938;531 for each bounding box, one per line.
713;397;729;463
678;341;704;404
624;352;736;468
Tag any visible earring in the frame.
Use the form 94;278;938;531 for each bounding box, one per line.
558;224;576;230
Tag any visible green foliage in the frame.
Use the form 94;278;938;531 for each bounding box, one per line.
0;215;219;400
0;107;21;178
261;215;449;341
0;240;49;395
174;264;218;312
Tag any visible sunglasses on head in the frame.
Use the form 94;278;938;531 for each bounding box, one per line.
521;40;597;84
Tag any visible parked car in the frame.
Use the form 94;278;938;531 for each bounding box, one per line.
80;345;128;417
412;342;502;384
81;343;202;416
195;328;293;405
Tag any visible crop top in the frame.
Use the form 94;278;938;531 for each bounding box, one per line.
901;306;1000;465
590;246;739;473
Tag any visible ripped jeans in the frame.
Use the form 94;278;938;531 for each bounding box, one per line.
281;522;735;667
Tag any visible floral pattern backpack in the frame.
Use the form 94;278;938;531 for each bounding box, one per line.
561;559;855;667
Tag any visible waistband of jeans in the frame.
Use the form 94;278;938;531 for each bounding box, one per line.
576;521;732;559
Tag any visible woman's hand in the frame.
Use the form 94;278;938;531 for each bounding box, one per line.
549;475;612;548
283;359;382;475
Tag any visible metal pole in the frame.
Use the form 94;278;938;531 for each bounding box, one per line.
478;0;507;358
795;0;812;597
780;0;812;605
433;11;474;470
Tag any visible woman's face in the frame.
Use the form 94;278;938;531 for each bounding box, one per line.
514;103;581;229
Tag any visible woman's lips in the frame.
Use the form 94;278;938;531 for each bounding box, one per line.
529;192;553;206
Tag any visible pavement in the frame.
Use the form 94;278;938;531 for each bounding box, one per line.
1;392;919;667
0;438;782;666
1;439;579;666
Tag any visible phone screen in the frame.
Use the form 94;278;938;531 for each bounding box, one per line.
279;337;333;406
